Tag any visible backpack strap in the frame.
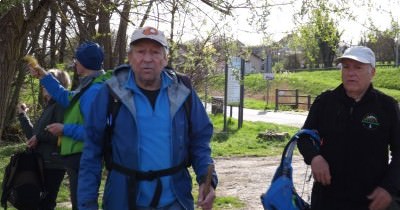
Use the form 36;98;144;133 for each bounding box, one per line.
68;78;95;107
164;68;193;128
103;87;122;171
32;150;46;197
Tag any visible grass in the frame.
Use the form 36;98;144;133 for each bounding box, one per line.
210;115;298;157
206;67;400;110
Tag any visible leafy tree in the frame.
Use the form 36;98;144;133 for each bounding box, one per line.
292;7;341;68
362;19;400;64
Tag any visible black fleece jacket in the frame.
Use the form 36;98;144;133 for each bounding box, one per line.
18;99;65;169
298;84;400;208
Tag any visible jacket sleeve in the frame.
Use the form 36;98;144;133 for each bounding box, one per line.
40;74;73;108
379;99;400;194
17;112;33;139
36;104;63;145
78;84;109;210
187;90;218;188
297;93;325;165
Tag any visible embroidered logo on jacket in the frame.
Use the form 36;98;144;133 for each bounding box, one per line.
361;114;380;130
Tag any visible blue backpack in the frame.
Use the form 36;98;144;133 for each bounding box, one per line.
261;129;320;210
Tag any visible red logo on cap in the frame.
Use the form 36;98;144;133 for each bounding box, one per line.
142;27;159;36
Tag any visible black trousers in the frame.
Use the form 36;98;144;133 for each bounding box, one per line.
63;153;81;210
39;168;65;210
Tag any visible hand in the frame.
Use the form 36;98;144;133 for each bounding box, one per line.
45;123;64;136
311;155;331;186
27;135;38;148
17;103;28;114
367;187;392;210
27;64;47;79
197;183;216;210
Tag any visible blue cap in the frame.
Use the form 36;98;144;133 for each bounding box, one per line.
75;42;104;70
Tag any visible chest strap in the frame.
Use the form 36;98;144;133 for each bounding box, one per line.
109;160;187;209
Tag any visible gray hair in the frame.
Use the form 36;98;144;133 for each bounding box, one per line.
48;69;71;88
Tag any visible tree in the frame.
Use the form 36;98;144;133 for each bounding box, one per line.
0;0;52;141
292;6;341;68
0;0;297;140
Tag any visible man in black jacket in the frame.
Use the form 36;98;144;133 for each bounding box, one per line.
298;46;400;210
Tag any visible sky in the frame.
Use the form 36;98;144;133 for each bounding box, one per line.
230;0;400;46
123;0;400;46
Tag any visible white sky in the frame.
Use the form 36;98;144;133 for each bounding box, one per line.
122;0;400;46
231;0;400;46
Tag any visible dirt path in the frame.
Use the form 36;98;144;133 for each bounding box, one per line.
214;156;313;210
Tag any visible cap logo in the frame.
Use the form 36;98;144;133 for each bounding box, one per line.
142;27;159;36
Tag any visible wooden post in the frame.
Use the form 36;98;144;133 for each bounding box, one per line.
275;89;279;111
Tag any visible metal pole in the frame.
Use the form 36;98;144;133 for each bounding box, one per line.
223;62;228;132
238;58;245;129
396;33;399;67
275;89;279;111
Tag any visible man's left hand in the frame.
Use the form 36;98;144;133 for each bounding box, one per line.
197;183;215;210
367;186;392;210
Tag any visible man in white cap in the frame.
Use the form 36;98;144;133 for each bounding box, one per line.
78;26;217;210
297;46;400;210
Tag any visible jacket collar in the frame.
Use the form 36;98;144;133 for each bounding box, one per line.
333;83;375;105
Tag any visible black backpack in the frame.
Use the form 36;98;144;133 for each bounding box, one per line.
1;149;46;210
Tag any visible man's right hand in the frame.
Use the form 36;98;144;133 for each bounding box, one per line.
311;155;331;186
28;65;47;79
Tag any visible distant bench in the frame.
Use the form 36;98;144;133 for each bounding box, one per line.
275;89;312;111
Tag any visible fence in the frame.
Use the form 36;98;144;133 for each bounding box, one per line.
275;89;312;111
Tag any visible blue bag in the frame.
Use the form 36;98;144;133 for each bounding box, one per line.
261;129;320;210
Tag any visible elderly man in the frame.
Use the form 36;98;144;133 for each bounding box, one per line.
78;26;217;210
298;46;400;210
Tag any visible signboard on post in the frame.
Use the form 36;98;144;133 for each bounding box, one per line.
263;73;275;80
227;56;241;104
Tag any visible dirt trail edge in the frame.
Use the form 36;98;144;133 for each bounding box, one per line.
214;156;313;210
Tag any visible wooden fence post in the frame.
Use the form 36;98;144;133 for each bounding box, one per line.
275;89;279;111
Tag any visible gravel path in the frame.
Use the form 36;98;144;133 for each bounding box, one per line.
214;156;313;210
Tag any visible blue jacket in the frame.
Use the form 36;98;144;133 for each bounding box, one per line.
40;71;106;151
78;65;217;210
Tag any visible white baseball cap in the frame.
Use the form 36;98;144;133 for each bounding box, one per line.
130;26;168;49
336;46;376;67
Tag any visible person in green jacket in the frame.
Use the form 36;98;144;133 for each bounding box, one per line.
17;69;70;210
27;42;108;210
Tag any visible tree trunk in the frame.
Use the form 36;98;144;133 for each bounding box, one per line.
58;2;68;64
98;0;113;69
168;0;177;67
0;8;25;141
113;0;131;65
0;0;51;141
85;0;98;40
49;1;57;68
